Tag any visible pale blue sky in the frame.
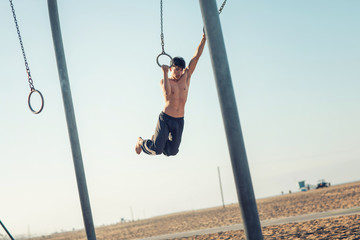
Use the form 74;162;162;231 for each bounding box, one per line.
1;0;359;237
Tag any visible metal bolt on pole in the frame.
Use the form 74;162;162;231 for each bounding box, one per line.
47;1;97;239
199;0;263;239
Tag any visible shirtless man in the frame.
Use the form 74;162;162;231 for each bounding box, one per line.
135;33;206;156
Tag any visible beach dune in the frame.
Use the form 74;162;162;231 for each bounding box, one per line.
31;181;360;239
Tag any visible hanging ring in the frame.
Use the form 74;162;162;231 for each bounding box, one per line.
28;89;44;114
156;52;172;67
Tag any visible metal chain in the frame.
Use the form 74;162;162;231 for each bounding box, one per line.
9;0;34;90
218;0;227;14
160;0;165;53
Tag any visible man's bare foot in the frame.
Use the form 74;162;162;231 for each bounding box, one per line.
135;137;143;155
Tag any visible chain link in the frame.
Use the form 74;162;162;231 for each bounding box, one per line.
218;0;227;14
9;0;44;114
160;0;165;53
9;0;35;90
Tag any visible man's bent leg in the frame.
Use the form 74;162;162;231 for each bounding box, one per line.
141;112;169;155
163;118;184;156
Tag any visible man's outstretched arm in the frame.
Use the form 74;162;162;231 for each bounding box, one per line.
187;33;207;77
161;65;171;96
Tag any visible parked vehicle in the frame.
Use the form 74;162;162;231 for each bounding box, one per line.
316;179;331;189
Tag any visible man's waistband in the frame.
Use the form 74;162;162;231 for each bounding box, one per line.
160;111;184;120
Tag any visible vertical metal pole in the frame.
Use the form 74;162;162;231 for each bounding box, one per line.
217;166;225;208
0;220;15;240
199;1;263;239
130;206;134;222
47;1;96;240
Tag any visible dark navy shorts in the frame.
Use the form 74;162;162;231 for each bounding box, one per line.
142;112;184;156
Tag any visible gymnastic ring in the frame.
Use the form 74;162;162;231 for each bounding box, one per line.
28;89;44;114
156;52;172;68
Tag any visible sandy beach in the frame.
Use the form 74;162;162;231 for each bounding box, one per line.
30;181;360;239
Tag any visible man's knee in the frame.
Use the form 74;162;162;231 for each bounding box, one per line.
155;148;164;155
163;148;179;157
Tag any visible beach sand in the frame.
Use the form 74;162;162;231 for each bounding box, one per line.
31;181;360;239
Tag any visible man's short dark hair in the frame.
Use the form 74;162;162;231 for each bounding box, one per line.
171;57;186;69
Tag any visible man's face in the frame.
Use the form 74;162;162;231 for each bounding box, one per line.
171;65;184;80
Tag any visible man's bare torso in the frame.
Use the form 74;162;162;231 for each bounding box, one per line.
161;70;189;118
